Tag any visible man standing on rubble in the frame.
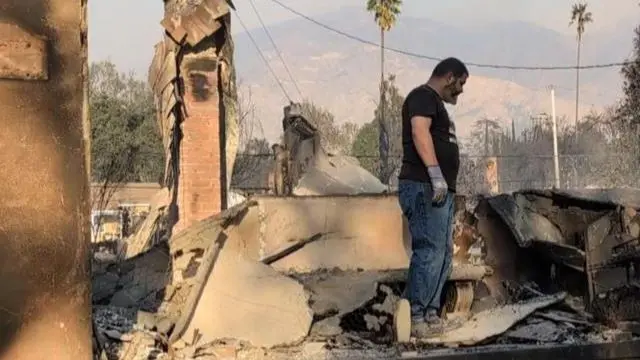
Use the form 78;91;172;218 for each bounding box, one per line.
398;57;468;338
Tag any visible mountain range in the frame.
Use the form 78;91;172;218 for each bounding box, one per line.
233;6;636;146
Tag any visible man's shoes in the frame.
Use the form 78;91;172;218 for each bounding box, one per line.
410;320;443;338
411;311;464;339
427;309;463;330
425;309;441;325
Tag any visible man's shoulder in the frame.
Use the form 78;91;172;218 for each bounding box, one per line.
406;85;438;102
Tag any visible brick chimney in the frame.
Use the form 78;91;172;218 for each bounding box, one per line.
173;47;226;233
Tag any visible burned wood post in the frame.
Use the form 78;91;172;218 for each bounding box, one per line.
270;143;289;195
0;1;92;358
268;103;318;195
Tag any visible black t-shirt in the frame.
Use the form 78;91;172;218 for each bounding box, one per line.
398;85;460;192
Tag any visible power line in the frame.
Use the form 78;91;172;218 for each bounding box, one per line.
233;11;292;102
247;0;304;100
267;0;631;71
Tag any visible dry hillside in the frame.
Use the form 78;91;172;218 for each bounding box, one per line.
235;7;630;146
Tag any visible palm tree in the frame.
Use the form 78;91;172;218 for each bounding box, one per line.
366;0;402;183
569;2;593;129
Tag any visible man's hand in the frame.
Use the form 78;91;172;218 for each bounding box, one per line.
427;166;448;205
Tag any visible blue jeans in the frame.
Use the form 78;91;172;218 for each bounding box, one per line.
398;179;454;322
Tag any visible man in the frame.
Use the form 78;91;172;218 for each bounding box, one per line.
398;57;468;337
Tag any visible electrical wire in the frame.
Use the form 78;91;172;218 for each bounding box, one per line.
247;0;304;99
233;11;292;102
267;0;632;71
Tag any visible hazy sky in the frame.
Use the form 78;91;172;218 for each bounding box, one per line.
88;0;638;76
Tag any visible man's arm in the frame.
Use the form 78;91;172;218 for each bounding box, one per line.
411;116;438;167
407;95;448;204
406;90;439;168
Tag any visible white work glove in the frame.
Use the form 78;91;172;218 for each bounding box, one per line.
427;166;448;206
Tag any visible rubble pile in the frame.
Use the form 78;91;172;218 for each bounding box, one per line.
91;188;640;359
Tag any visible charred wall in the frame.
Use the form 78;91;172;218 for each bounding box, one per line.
0;0;91;358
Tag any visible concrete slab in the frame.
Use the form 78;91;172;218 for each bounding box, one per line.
180;245;313;348
255;195;410;272
302;271;387;317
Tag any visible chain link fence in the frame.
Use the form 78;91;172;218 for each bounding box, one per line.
230;151;640;195
348;153;640;194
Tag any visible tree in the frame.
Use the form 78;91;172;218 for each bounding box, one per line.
299;100;359;155
569;2;593;127
236;83;265;151
352;74;404;182
620;23;640;126
89;60;164;211
231;83;271;191
469;113;623;190
366;0;402;183
351;121;379;175
469;118;503;156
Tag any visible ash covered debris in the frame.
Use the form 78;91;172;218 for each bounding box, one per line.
90;186;640;359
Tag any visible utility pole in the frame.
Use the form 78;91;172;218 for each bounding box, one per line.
484;119;489;157
550;85;560;189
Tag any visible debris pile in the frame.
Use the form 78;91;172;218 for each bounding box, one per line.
91;187;640;359
270;103;387;197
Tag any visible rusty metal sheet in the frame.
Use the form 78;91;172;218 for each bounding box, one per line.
164;32;179;50
194;5;223;37
553;188;640;209
166;0;229;47
125;188;171;258
183;14;209;46
151;50;168;94
158;107;174;149
154;51;177;95
151;54;167;94
161;83;177;119
155;108;165;148
166;108;177;134
160;15;187;44
487;194;566;247
204;0;231;18
487;194;586;270
163;157;172;187
148;41;166;90
520;189;628;210
0;21;48;80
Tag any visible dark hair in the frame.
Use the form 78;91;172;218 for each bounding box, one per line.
431;57;468;78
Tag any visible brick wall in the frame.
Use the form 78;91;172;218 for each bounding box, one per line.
174;52;224;233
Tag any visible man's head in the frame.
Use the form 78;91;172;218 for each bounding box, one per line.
428;57;469;105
